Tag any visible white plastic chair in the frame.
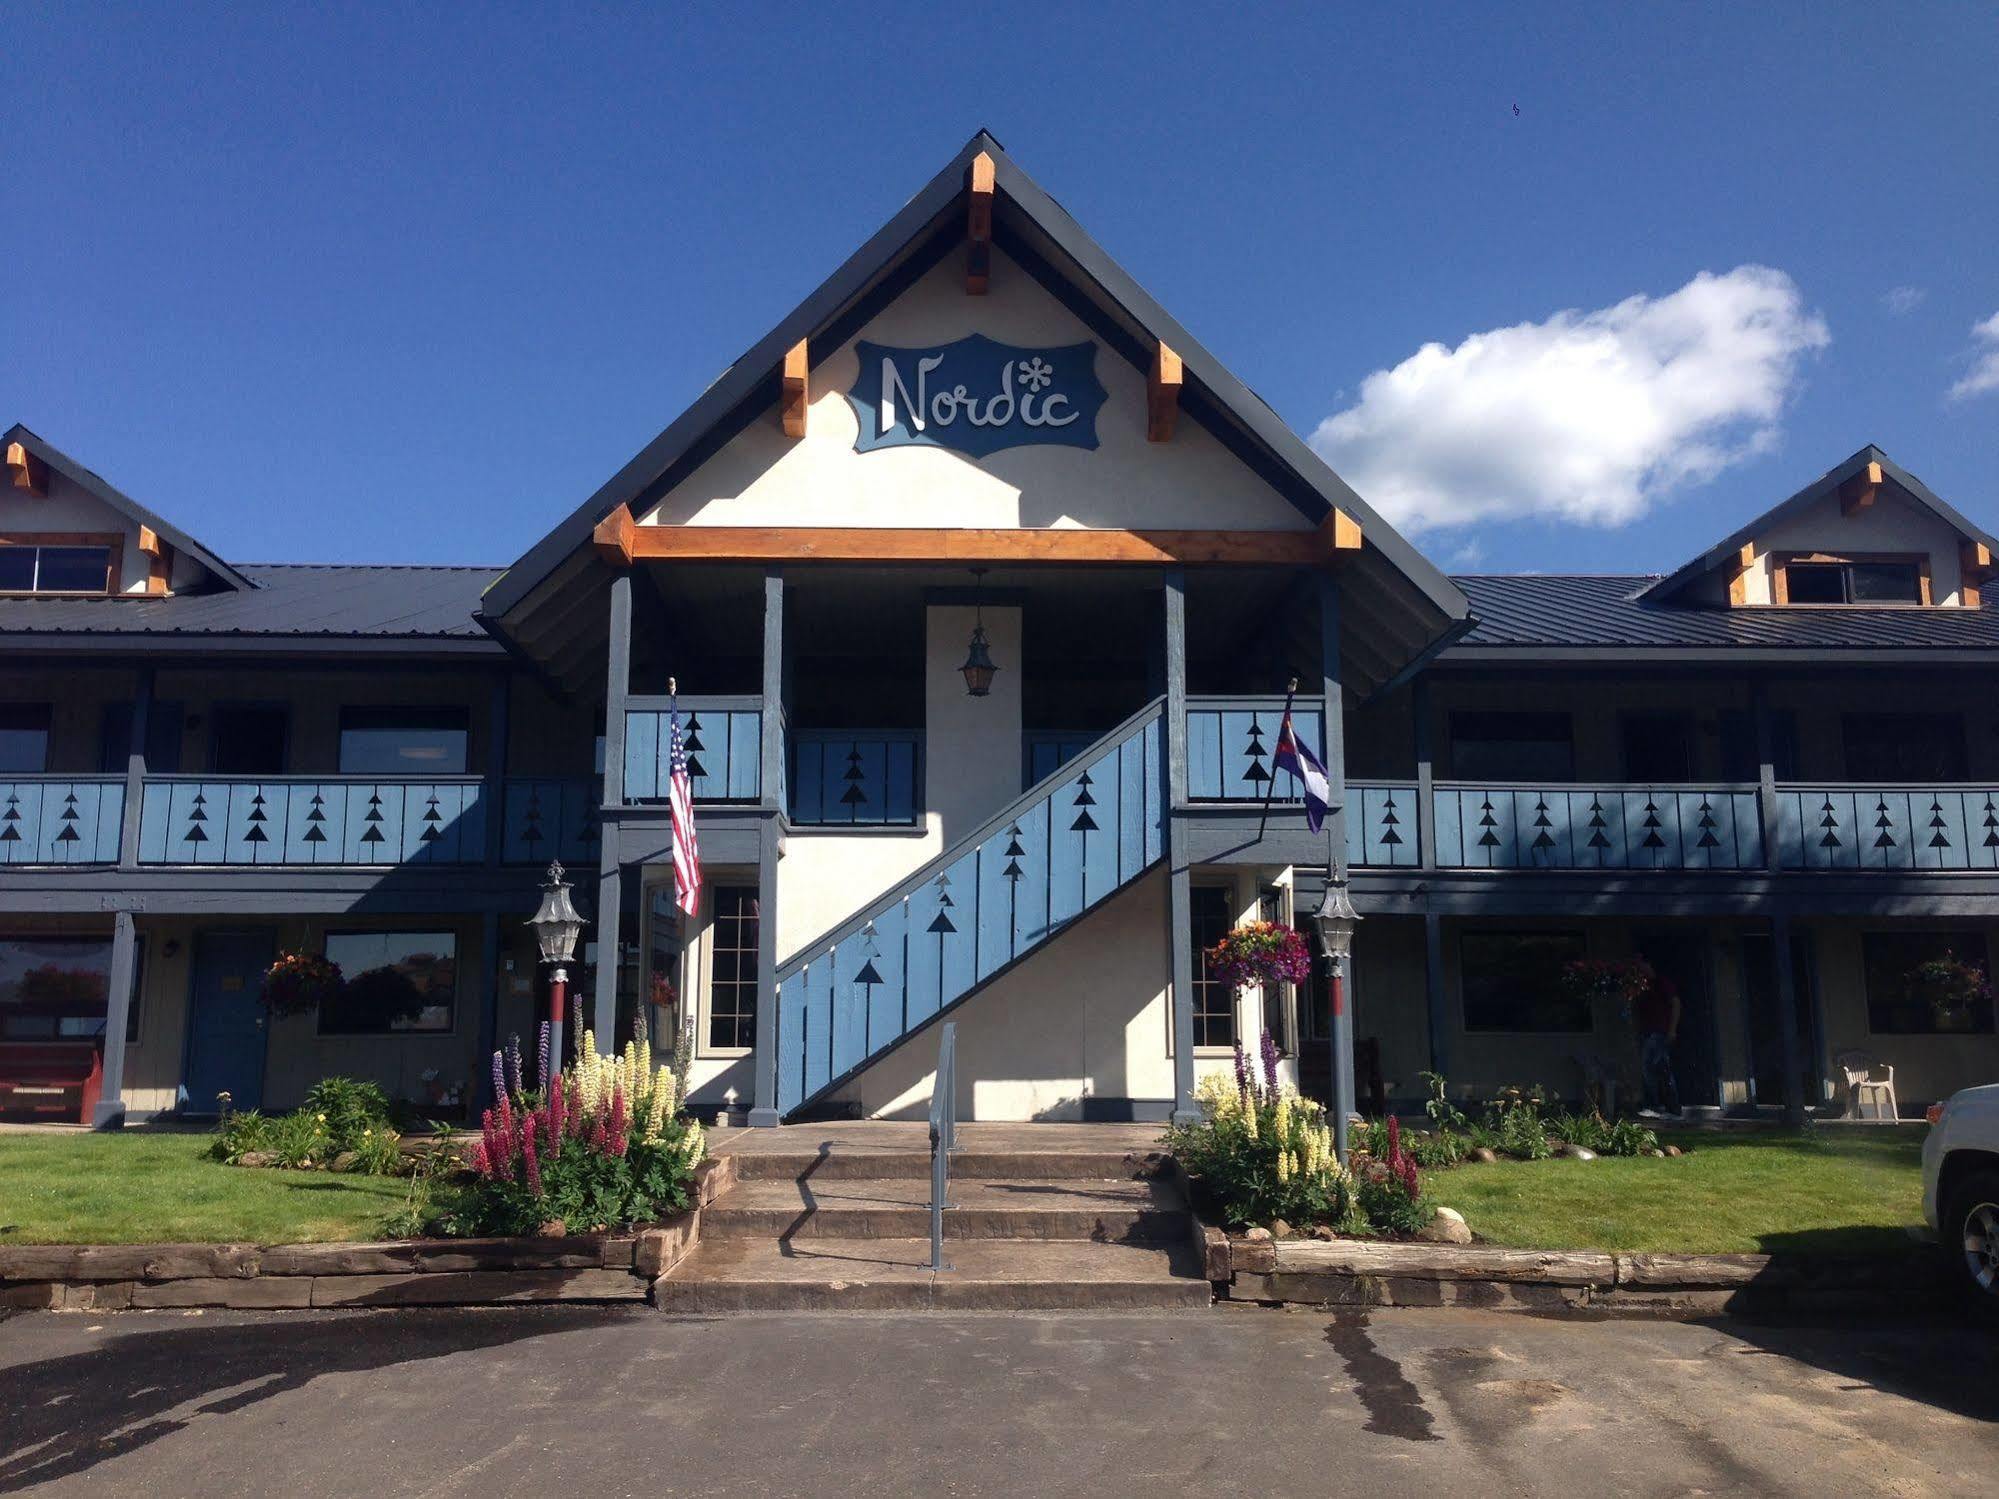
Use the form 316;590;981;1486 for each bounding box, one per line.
1835;1050;1898;1120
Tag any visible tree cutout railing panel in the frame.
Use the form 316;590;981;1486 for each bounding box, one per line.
0;778;125;865
788;730;922;826
1432;785;1763;870
1185;699;1327;802
137;778;488;866
1774;786;1999;871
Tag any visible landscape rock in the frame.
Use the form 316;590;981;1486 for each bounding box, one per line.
1269;1219;1294;1240
235;1152;277;1169
1664;1145;1683;1158
330;1152;360;1173
1650;1149;1667;1158
1311;1225;1336;1241
1417;1206;1474;1245
1559;1144;1597;1161
1470;1147;1499;1164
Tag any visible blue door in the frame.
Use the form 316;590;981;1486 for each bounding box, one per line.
183;930;275;1112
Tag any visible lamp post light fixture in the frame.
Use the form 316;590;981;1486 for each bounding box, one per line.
959;566;999;697
528;860;586;1084
1311;878;1361;1163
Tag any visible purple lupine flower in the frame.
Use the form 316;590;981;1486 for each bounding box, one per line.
1261;1029;1282;1098
491;1048;507;1107
1232;1038;1251;1100
536;1021;552;1092
505;1033;524;1099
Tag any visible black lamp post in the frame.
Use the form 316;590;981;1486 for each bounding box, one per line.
1311;877;1360;1163
528;860;585;1086
960;567;999;697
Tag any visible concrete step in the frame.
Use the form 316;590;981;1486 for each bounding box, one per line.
701;1176;1190;1242
728;1150;1165;1182
653;1237;1212;1313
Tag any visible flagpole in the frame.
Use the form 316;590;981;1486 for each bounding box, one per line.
1256;677;1299;844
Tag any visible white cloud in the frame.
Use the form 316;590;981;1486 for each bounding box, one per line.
1948;312;1999;401
1311;267;1830;533
1883;285;1927;315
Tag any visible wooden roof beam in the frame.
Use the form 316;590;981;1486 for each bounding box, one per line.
138;526;171;596
1839;460;1883;516
6;441;48;497
1318;508;1363;553
592;503;636;567
966;151;995;295
1147;342;1182;442
1962;540;1993;609
610;524;1355;567
1727;542;1756;606
781;339;809;438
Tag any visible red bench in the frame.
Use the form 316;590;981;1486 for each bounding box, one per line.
0;1043;104;1124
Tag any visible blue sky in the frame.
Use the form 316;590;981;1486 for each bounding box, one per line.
4;3;1995;574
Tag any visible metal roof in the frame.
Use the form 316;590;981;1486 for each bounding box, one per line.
5;424;255;593
1452;573;1999;654
0;563;502;651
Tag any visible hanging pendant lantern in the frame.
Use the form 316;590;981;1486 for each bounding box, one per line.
960;567;999;697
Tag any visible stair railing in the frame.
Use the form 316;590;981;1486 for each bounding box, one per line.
928;1020;958;1273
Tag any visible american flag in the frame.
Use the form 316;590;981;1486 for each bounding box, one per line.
668;699;702;917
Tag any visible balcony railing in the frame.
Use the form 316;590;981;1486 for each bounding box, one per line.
1774;785;1999;872
0;777;126;865
789;729;922;827
137;777;489;866
624;697;762;804
1433;784;1764;870
498;778;601;865
1186;696;1327;802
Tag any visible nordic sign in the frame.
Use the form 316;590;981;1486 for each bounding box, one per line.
847;335;1107;457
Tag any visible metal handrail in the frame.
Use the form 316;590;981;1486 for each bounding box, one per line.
928;1021;958;1273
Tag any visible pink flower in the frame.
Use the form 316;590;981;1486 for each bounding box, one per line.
523;1129;543;1198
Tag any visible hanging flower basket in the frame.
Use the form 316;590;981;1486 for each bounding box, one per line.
1204;921;1313;991
261;951;343;1017
1559;957;1656;1021
1907;952;1991;1031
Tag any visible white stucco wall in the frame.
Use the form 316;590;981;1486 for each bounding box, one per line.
1739;485;1970;605
1;469;226;595
637;246;1310;535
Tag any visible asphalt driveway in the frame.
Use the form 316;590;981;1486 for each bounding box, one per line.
1;1305;1993;1496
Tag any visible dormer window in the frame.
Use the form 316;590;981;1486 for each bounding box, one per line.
1773;553;1928;607
0;537;118;595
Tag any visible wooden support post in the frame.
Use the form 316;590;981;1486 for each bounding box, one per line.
1147;342;1182;442
1163;569;1197;1124
95;911;137;1129
750;568;785;1127
484;671;510;868
966;150;995;294
1319;571;1354;1160
781;340;810;438
476;910;502;1107
1838;460;1883;516
592;573;632;1053
1770;914;1807;1125
5;440;48;496
1412;674;1436;872
117;667;152;873
1423;912;1449;1082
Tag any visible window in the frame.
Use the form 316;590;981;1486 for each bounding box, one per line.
1780;557;1925;605
706;886;759;1050
1862;931;1995;1035
1460;930;1589;1032
1841;713;1967;781
1449;711;1575;782
318;930;456;1034
0;936;110;1040
1191;884;1236;1049
1621;712;1695;782
0;704;52;774
209;704;289;775
1717;708;1799;781
339;707;470;775
99;702;185;773
0;541;115;595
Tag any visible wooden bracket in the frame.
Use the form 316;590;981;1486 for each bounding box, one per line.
1727;542;1756;606
1962;540;1993;608
1839;459;1883;516
1320;508;1363;554
1147;342;1183;442
966;151;995;295
138;526;171;594
781;339;809;438
5;441;48;497
592;503;636;568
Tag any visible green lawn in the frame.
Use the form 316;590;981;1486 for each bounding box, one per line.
1433;1128;1926;1255
0;1132;411;1245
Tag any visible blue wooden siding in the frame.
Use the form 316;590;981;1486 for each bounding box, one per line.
1433;785;1763;870
0;778;125;864
789;730;922;826
1774;786;1999;871
1022;730;1095;789
773;703;1164;1117
623;702;761;803
137;778;488;866
1347;782;1420;868
1185;698;1327;802
499;778;602;865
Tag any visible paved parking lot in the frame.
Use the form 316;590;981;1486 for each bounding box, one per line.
1;1304;1993;1496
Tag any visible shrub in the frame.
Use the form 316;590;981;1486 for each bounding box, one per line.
1488;1085;1555;1160
462;1024;705;1236
1602;1118;1660;1157
1549;1110;1610;1152
209;1074;404;1172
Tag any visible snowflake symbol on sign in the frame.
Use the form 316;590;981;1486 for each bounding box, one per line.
1017;356;1054;392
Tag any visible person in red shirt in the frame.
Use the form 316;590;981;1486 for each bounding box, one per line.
1636;974;1682;1117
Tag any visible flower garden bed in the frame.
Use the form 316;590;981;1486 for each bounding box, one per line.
0;1155;732;1312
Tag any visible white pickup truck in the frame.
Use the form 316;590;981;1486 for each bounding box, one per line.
1924;1083;1999;1314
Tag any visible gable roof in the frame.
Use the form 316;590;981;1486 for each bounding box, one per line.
476;131;1470;695
1636;445;1999;606
5;423;255;593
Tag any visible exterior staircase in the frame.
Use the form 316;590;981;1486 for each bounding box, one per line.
655;1127;1211;1312
773;699;1166;1119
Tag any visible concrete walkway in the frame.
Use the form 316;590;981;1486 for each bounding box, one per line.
0;1306;1992;1496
